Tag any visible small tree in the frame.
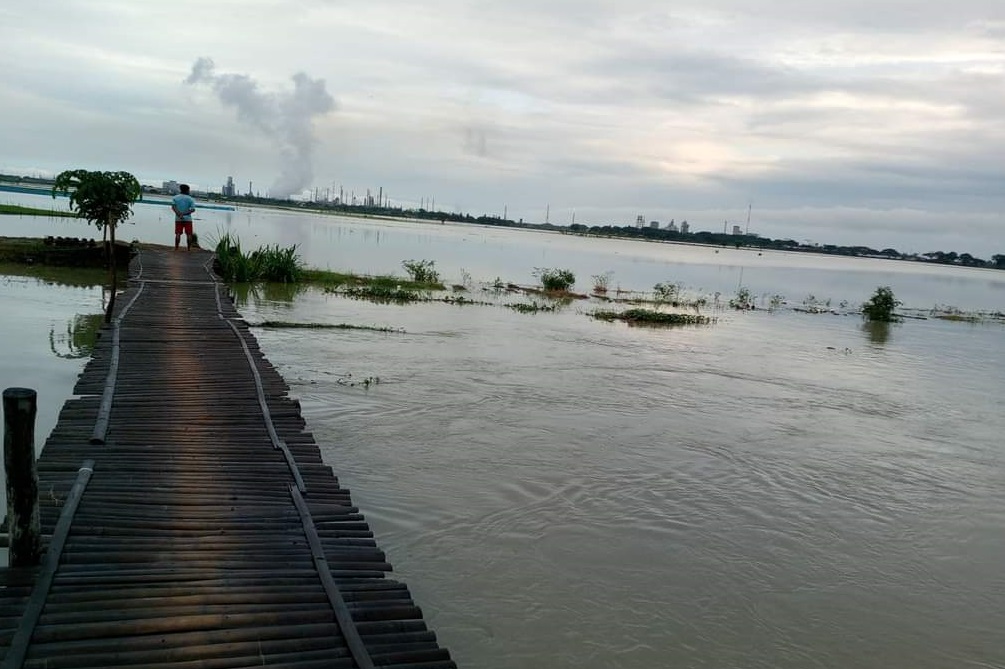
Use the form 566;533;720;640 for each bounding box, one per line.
862;286;901;322
52;170;142;322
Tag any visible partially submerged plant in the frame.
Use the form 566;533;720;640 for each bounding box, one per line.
506;301;558;314
729;287;754;310
402;259;441;285
592;308;713;326
653;282;681;303
862;286;901;322
534;267;576;292
592;271;613;294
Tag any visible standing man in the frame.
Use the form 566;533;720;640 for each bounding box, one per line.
171;184;196;250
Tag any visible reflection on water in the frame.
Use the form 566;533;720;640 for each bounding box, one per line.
0;261;106;289
229;281;309;308
862;320;892;345
49;313;103;359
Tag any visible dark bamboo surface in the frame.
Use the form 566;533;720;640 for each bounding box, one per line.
0;248;456;669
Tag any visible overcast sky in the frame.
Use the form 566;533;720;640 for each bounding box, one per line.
1;0;1003;254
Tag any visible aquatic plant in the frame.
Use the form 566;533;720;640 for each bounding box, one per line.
534;267;576;292
862;286;901;322
336;373;380;388
592;271;613;294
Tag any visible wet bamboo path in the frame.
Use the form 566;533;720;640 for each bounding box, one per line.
0;247;456;669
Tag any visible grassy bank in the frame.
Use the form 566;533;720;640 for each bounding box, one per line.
0;236;131;268
0;204;79;218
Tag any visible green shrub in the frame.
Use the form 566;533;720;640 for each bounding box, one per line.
402;259;440;285
535;267;576;291
862;286;901;322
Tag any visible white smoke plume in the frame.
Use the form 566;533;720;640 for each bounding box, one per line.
185;57;335;198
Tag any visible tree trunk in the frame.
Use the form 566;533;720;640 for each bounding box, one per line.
104;218;117;324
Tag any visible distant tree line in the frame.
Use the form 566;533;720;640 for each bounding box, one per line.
5;172;1003;270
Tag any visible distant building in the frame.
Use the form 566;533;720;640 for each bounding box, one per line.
222;176;236;197
635;215;644;228
732;225;743;236
680;221;689;234
666;219;678;233
649;221;659;229
162;180;180;195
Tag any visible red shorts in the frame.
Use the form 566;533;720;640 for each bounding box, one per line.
175;221;193;235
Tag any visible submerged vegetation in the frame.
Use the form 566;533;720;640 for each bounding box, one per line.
335;283;425;303
4;230;1000;334
505;301;558;314
592;308;713;326
257;320;404;333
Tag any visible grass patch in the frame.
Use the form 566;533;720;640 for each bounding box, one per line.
334;284;426;303
592;308;714;326
0;204;79;218
213;232;303;283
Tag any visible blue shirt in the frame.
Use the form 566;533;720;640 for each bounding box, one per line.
172;194;195;221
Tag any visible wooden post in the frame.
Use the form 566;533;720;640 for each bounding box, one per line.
3;387;41;567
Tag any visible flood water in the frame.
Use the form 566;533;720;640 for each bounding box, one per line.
1;194;1004;668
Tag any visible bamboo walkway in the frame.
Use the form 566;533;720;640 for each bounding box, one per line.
0;247;456;669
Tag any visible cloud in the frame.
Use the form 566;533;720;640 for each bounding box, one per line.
185;57;336;197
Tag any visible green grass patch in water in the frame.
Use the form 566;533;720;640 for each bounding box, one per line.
592;308;714;326
506;301;558;314
257;320;404;333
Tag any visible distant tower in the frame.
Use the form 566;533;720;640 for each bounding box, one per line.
635;215;644;228
222;176;235;197
680;220;690;234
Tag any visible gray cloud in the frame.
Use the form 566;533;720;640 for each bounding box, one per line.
185;57;336;198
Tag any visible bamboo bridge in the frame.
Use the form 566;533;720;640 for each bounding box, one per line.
0;247;456;668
